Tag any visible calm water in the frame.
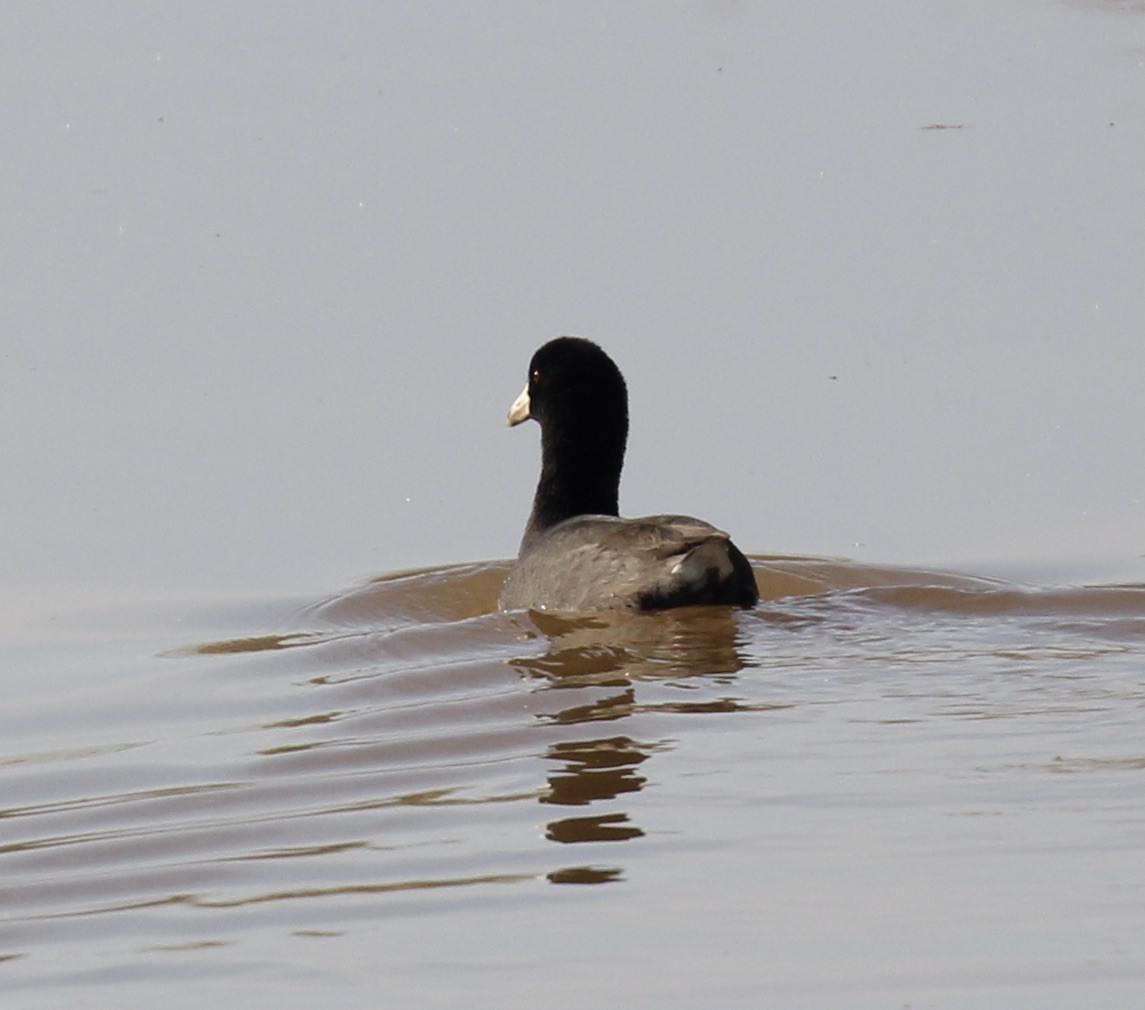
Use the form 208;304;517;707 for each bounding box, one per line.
2;1;1141;1006
2;559;1143;1008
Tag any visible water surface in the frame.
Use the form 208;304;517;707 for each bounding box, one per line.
3;559;1142;1008
1;0;1142;1005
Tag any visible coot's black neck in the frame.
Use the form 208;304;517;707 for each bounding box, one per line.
520;418;626;554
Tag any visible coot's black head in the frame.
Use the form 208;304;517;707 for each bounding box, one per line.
509;336;629;546
508;336;627;434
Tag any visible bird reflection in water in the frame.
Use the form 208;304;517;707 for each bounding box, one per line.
508;605;756;882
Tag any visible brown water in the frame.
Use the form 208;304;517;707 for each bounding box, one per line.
2;0;1140;1005
2;558;1143;1008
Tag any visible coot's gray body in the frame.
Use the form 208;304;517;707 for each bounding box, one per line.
499;337;758;614
500;513;757;612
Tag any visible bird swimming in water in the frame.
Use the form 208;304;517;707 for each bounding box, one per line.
499;336;759;613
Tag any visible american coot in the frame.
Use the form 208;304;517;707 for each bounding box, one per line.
499;337;759;613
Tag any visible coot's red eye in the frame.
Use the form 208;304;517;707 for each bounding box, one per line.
531;369;541;383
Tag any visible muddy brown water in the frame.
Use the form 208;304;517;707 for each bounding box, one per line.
2;557;1143;1008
